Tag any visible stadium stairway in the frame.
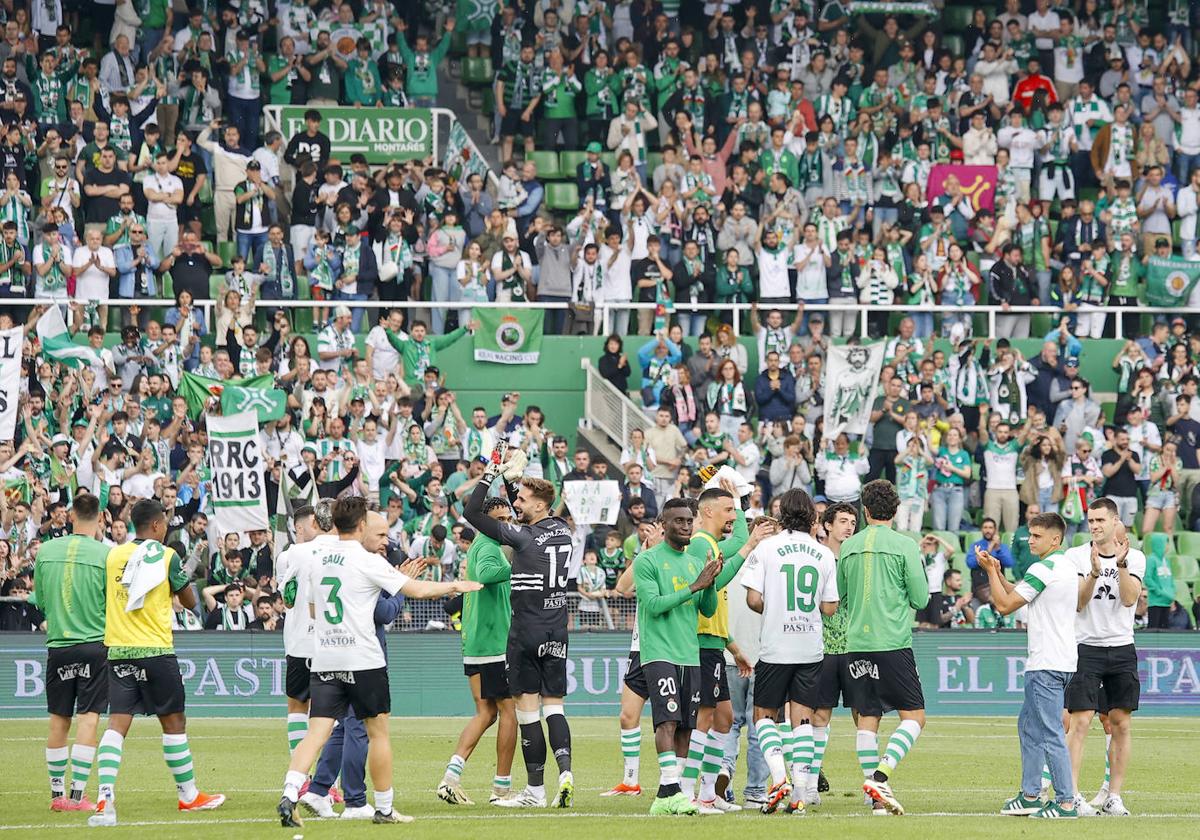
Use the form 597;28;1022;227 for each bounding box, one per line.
577;424;624;478
441;53;502;173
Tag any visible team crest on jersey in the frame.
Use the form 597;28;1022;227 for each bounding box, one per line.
666;700;678;713
848;659;880;680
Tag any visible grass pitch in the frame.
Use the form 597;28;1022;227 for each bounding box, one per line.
0;715;1193;839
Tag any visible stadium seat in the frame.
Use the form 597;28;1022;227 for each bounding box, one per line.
462;56;493;86
898;529;921;544
935;530;961;553
646;151;664;174
1072;532;1090;547
197;180;213;205
1177;532;1200;556
545;182;580;211
942;34;964;59
601;152;617;170
529;150;562;180
1174;580;1193;611
218;240;237;267
1172;555;1200;584
560;150;589;175
208;273;224;301
943;7;974;30
159;271;174;300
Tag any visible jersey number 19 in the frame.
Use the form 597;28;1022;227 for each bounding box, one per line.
781;563;818;612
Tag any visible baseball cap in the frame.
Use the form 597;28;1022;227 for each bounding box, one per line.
808;313;824;323
246;159;261;169
586;141;601;153
1172;316;1187;326
344;225;361;236
51;434;70;447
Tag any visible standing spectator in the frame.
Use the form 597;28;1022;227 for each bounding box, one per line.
82;146;130;238
283;110;331;172
1100;428;1142;526
233;160;275;266
868;376;910;483
753;351;796;425
1135;166;1175;256
981;421;1021;533
226;30;265;150
304;31;347;107
989;243;1035;339
396;18;454;108
496;43;542;163
1052;377;1101;451
965;518;1014;589
931;427;973;531
815;434;870;506
143;151;182;263
644;407;688;502
197;121;251;245
100;34;136;94
71;227;117;330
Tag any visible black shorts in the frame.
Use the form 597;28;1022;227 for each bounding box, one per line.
500;109;534;138
624;651;648;699
286;655;311;703
46;642;109;717
1066;643;1140;713
643;660;700;729
844;648;925;717
310;667;391;720
506;629;568;697
464;660;511;700
753;660;823;711
814;653;852;709
108;655;186;717
699;647;730;707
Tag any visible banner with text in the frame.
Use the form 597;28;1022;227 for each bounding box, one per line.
473;309;544;364
562;481;622;525
0;326;20;440
277;106;433;163
207;411;269;534
3;632;1199;718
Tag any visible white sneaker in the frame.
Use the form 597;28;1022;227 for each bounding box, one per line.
803;787;821;807
340;804;375;820
87;795;116;828
436;781;474;806
1090;786;1110;808
1101;794;1130;816
709;796;742;813
1073;794;1098;817
299;792;335;818
489;788;514;804
694;798;725;815
492;786;547;808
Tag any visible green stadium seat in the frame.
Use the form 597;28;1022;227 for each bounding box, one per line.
449;30;468;57
208;272;224;301
936;530;962;553
528;150;562;180
1174;580;1193;609
218;240;237;267
943;7;974;30
197;180;213;204
963;530;982;550
462;56;493;86
200;205;217;238
1172;555;1200;584
560;151;589;176
942;34;964;58
159;271;173;300
1072;532;1090;547
480;87;495;117
601;152;617;170
545;182;580;211
646;151;664;174
1177;532;1200;556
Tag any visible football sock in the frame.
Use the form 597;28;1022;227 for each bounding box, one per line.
810;725;829;790
544;706;571;774
444;754;465;783
791;722;814;792
162;733;199;803
70;744;96;800
517;716;547;787
286;713;308;755
1041;764;1052;790
283;769;307;803
876;720;921;781
1103;733;1112;789
620;727;641;785
96;731;124;804
47;746;69;798
856;730;879;779
778;721;794;765
493;775;512;793
656;750;680;798
374;788;394;816
699;729;727;801
680;729;705;796
755;719;788;786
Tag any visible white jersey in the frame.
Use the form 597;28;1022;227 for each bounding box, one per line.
1013;549;1078;672
739;530;838;664
1065;543;1146;648
307;538;411;671
277;533;338;658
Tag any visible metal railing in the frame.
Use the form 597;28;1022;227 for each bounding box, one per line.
20;298;1190;341
582;357;652;451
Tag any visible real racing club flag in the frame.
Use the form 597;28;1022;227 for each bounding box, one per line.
35;305;102;369
473;308;543;364
220;384;287;422
1146;256;1200;307
178;371;275;419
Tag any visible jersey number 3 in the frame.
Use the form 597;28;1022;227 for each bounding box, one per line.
321;577;344;624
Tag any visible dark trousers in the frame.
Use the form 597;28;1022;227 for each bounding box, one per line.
310;713;368;807
1147;605;1171;630
868;446;897;483
227;96;262;150
539;294;570;334
542;118;579;150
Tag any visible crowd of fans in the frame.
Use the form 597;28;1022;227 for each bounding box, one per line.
2;0;1200;633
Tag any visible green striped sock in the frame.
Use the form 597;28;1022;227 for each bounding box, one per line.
680;729;704;795
493;774;511;792
698;729;726;800
46;746;69;798
778;721;795;765
792;723;815;788
69;744;96;799
162;734;198;803
811;725;829;778
286;713;307;754
1103;734;1112;787
1041;764;1052;788
96;730;124;801
755;718;788;785
445;754;465;782
880;720;921;775
856;729;879;777
620;727;641;785
657;750;679;787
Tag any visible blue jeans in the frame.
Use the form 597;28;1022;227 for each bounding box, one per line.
237;230;268;267
722;669;768;799
1175;151;1200;185
797;297;827;336
1037;486;1054;516
539;294;569;335
310;713;368;807
930;484;964;531
1019;670;1074;803
335;290;368;333
678;311;707;336
940;290;973;336
428;263;457;334
911;311;934;338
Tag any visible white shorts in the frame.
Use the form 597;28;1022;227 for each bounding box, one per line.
290;224;315;266
75;276;108;301
1037;165;1075;203
466;30;489;46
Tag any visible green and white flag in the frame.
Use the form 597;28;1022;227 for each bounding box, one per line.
1147;256;1200;307
443;121;491;185
849;1;937;15
178;370;275;418
473;308;543;364
221;384;287;422
207;410;269;533
35;306;101;369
